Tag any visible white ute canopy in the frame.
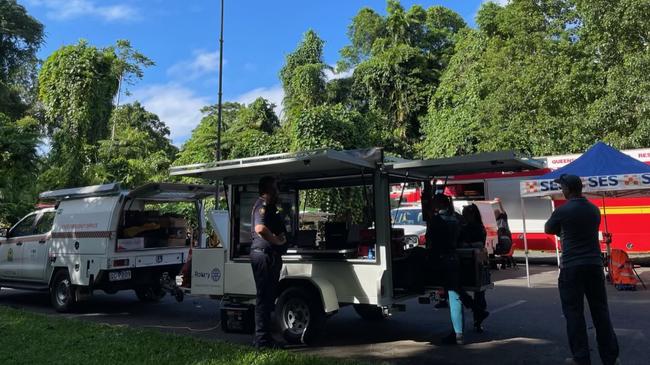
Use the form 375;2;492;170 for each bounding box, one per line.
40;183;122;200
39;182;217;201
127;183;218;201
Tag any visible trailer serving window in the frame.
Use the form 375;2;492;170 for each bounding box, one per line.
230;180;381;262
231;184;297;258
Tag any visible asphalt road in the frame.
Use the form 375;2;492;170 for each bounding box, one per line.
1;265;649;365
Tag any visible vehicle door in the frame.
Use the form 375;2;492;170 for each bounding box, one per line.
475;202;499;254
21;211;55;281
0;213;37;280
190;210;228;296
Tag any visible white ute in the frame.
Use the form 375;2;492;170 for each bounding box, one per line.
0;183;215;312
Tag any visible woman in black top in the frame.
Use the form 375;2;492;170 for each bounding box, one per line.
461;204;487;248
460;204;490;332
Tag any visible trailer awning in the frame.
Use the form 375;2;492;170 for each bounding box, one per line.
127;183;218;201
170;148;382;184
389;151;543;177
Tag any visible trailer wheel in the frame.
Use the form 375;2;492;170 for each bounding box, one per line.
50;270;77;313
276;287;325;345
353;304;387;321
135;286;166;302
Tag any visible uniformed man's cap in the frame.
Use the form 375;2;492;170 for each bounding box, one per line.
553;174;583;191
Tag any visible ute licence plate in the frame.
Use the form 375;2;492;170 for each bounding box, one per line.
109;270;132;282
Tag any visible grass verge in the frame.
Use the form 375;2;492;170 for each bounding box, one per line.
0;306;364;365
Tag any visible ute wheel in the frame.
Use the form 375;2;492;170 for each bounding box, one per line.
353;304;387;321
135;286;166;302
50;270;77;313
275;287;325;345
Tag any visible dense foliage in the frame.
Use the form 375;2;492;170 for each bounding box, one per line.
0;0;43;225
0;114;40;225
94;102;177;188
420;0;650;157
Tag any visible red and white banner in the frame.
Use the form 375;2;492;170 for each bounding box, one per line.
521;173;650;197
542;148;650;170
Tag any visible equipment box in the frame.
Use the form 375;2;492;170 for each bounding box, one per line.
220;305;254;334
458;248;491;287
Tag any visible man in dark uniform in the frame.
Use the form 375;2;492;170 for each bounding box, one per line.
250;176;287;349
545;174;619;365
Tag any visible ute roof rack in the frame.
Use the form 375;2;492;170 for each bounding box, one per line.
39;183;122;201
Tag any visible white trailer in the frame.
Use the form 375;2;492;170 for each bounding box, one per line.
170;148;542;344
0;183;215;312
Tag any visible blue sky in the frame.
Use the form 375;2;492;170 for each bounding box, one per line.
21;0;502;145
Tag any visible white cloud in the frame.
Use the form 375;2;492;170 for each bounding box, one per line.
167;50;221;81
128;84;212;146
27;0;138;21
483;0;509;5
235;84;285;118
324;68;354;81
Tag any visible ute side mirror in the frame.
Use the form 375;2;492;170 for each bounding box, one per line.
0;228;7;238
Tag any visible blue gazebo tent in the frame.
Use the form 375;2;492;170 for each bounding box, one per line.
519;142;650;286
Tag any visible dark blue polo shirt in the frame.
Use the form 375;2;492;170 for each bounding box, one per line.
250;197;285;250
545;197;603;268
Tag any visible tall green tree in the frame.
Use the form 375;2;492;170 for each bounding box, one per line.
173;102;243;167
93;103;176;188
111;40;154;101
0;0;44;119
0;0;44;224
279;30;329;122
340;0;467;157
228;97;279;134
223;98;288;159
0;113;39;225
576;0;650;149
420;0;609;158
290;104;369;152
108;102;176;156
38;40;153;189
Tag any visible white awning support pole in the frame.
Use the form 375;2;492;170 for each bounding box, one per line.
521;197;531;288
551;200;561;271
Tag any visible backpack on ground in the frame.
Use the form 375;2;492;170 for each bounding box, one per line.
608;249;641;291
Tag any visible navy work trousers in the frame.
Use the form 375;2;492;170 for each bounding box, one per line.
250;249;282;346
558;265;619;365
